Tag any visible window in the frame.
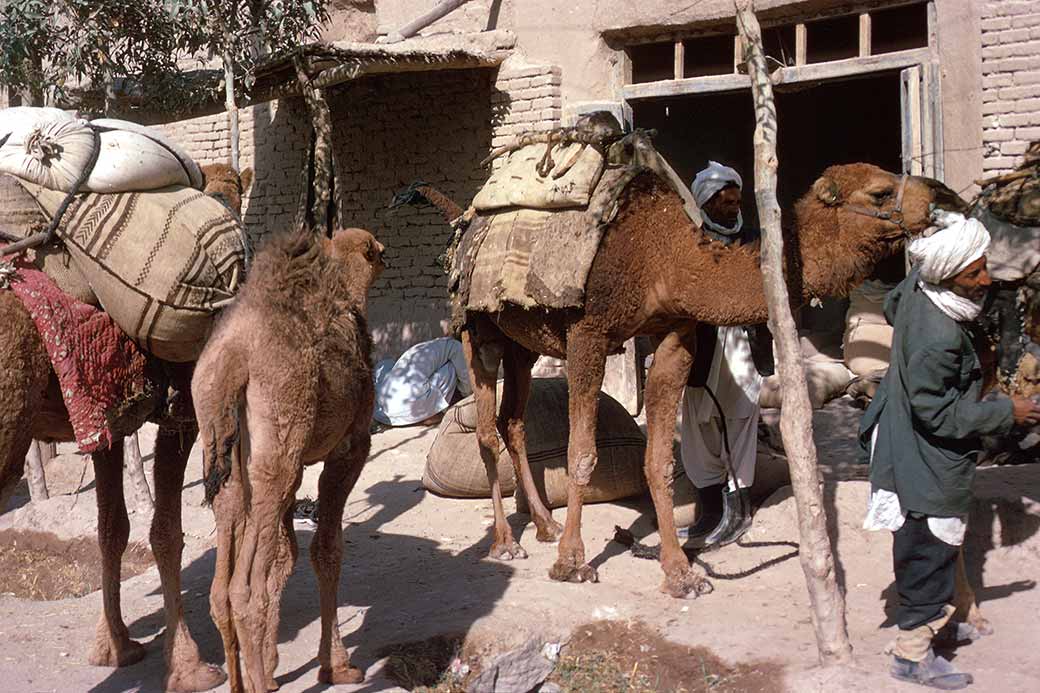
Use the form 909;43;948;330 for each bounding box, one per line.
872;3;929;55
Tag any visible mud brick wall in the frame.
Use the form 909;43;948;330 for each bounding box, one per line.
155;60;561;359
981;1;1040;175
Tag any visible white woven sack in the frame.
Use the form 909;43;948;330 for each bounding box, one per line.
90;118;203;190
84;128;192;192
0;106;75;142
0;117;96;192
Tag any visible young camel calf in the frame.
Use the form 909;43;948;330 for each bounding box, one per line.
192;227;385;693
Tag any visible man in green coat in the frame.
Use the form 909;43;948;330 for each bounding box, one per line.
860;212;1040;690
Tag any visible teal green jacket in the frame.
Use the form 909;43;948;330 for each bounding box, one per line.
858;270;1014;517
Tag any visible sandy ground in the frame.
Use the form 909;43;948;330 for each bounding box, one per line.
1;397;1039;692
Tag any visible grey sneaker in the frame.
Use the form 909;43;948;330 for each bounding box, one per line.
891;649;973;690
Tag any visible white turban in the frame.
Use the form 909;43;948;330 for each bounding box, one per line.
691;161;742;208
908;212;991;284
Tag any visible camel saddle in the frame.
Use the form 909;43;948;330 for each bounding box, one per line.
452;130;700;329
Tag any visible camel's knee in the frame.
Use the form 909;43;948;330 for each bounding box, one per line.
496;416;525;447
570;452;597;486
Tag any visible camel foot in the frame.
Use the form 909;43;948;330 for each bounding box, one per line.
533;516;564;543
660;569;713;599
318;664;364;685
967;610;994;637
165;661;227;692
88;636;147;668
490;540;528;561
548;559;598;584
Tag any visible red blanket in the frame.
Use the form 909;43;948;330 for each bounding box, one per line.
4;252;148;453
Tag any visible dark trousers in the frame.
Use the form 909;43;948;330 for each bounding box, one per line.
893;513;959;631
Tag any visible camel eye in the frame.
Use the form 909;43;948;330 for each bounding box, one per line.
870;190;893;205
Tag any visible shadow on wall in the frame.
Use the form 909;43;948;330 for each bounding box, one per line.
325;67;499;361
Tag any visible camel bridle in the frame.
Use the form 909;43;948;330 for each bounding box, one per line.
844;172;912;236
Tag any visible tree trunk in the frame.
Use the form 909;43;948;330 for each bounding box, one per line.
735;1;854;666
293;55;334;234
224;46;240;171
26;440;49;501
124;431;153;511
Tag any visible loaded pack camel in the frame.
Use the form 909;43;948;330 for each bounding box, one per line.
0;164;250;692
192;227;384;693
400;162;965;600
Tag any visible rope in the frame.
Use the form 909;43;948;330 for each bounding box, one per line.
1;125;102;257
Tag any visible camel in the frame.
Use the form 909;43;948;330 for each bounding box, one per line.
192;227;385;693
0;164;251;692
397;162;965;600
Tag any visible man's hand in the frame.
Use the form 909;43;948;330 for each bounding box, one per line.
1011;395;1040;426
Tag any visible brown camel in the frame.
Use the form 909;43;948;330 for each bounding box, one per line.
0;165;250;692
400;164;965;600
192;227;385;693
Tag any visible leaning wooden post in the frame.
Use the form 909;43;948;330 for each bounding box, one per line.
293;54;335;234
26;440;49;501
735;1;854;666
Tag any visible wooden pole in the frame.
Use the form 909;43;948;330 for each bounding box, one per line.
26;440;49;501
293;55;335;234
734;1;854;666
124;431;153;511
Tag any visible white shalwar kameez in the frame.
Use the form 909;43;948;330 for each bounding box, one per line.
680;326;763;490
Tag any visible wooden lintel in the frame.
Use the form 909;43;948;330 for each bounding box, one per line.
622;73;751;101
859;13;871;57
795;23;807;66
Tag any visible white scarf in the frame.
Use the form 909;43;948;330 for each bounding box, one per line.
919;280;984;322
701;208;743;243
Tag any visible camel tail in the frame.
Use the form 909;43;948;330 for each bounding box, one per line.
201;365;247;505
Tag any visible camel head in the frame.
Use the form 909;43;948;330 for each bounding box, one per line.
201;163;254;217
794;163;967;269
323;227;386;288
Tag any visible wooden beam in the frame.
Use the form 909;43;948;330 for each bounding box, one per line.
622;48;931;100
859;13;871;57
736;0;854;666
674;40;685;80
622;73;750;101
795;23;807;66
734;35;744;73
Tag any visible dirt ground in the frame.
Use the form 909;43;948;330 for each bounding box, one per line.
1;397;1039;692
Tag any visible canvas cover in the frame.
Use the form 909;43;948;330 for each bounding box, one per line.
472;141;605;212
20;180;246;362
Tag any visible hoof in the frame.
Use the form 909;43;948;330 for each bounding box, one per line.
318;665;364;685
661;570;713;599
534;517;564;543
490;540;529;560
88;637;147;668
165;662;227;692
548;560;598;584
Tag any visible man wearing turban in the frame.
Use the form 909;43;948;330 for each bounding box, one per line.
859;212;1040;689
679;162;771;547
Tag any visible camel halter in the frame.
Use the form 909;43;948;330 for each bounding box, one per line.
845;173;911;236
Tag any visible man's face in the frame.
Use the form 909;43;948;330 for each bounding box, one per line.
942;256;992;303
702;184;742;227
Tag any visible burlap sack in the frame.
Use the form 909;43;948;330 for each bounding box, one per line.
472;141;605;212
843;280;895;377
758;359;853;410
0;174;97;304
21;181;246;362
424;378;648;508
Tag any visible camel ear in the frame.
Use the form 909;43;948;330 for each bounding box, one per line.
239;167;254;194
813;176;841;206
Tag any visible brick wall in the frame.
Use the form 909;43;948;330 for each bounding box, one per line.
155;59;561;359
981;1;1040;174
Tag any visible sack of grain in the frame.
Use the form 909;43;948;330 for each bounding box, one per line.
0;173;97;305
424;378;648;508
0;117;96;193
0;106;76;141
19;180;246;362
843;279;895;377
758;358;853;410
87;119;203;192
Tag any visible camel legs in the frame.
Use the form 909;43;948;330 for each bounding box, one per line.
312;427;369;685
642;329;712;598
89;440;148;668
953;548;992;635
151;424;227;692
548;328;609;584
500;343;563;542
462;330;528;559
